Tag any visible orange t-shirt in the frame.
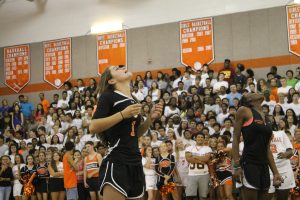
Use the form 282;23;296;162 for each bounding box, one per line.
63;153;77;188
271;87;279;103
269;94;276;102
41;99;50;113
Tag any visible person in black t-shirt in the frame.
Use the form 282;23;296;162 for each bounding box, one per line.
90;65;163;200
232;93;282;200
0;155;13;200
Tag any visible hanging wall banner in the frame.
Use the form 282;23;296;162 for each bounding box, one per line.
287;5;300;57
180;17;214;70
44;38;71;88
97;30;127;75
4;45;30;93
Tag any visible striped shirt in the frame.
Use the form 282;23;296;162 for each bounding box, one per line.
85;154;99;178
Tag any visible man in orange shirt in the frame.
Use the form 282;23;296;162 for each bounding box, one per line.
63;141;78;200
270;78;279;102
39;93;50;114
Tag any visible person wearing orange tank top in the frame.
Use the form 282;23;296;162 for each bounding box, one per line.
63;141;78;200
84;141;102;200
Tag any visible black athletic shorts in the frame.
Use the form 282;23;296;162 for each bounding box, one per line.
99;158;145;199
242;161;270;190
48;177;65;192
36;178;48;193
216;170;232;185
87;177;100;192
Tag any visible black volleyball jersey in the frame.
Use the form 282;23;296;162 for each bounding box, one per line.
241;108;272;165
93;90;142;165
36;162;49;178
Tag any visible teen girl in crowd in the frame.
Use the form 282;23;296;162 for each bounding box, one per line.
13;154;25;200
20;154;37;200
155;142;179;200
215;141;234;200
36;152;49;200
74;150;88;200
233;93;283;200
48;152;65;200
0;155;13;200
142;145;158;200
89;65;163;200
174;139;189;198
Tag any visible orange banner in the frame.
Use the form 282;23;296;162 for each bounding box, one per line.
43;38;72;88
180;18;214;70
97;30;127;75
287;5;300;57
4;45;30;93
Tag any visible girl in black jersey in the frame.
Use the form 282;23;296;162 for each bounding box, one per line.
232;93;282;200
154;142;179;200
90;65;163;200
36;152;49;200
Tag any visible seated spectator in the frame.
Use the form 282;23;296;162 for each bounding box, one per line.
213;73;228;94
77;78;85;94
176;81;187;96
278;93;289;112
219;59;235;84
144;70;154;88
50;93;59;109
0;136;8;157
278;77;292;97
226;84;242;106
0;100;10;118
257;79;269;94
204;97;219;115
148;81;161;103
220;118;234;140
164;97;180;117
11;104;24;132
132;85;144;102
286;69;298;87
234;63;247;87
57;91;69;109
273;104;285;125
183;129;196;147
150;131;162;147
288;92;300;117
34;103;45;123
182;70;193;91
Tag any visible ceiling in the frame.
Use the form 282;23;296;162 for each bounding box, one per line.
0;0;291;47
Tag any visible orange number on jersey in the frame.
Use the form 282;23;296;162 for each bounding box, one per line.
270;144;278;153
131;121;136;136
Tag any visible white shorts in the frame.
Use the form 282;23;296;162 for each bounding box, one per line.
13;182;23;197
145;175;157;191
268;169;296;193
235;170;257;189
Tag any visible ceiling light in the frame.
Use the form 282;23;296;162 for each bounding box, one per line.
91;21;123;34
